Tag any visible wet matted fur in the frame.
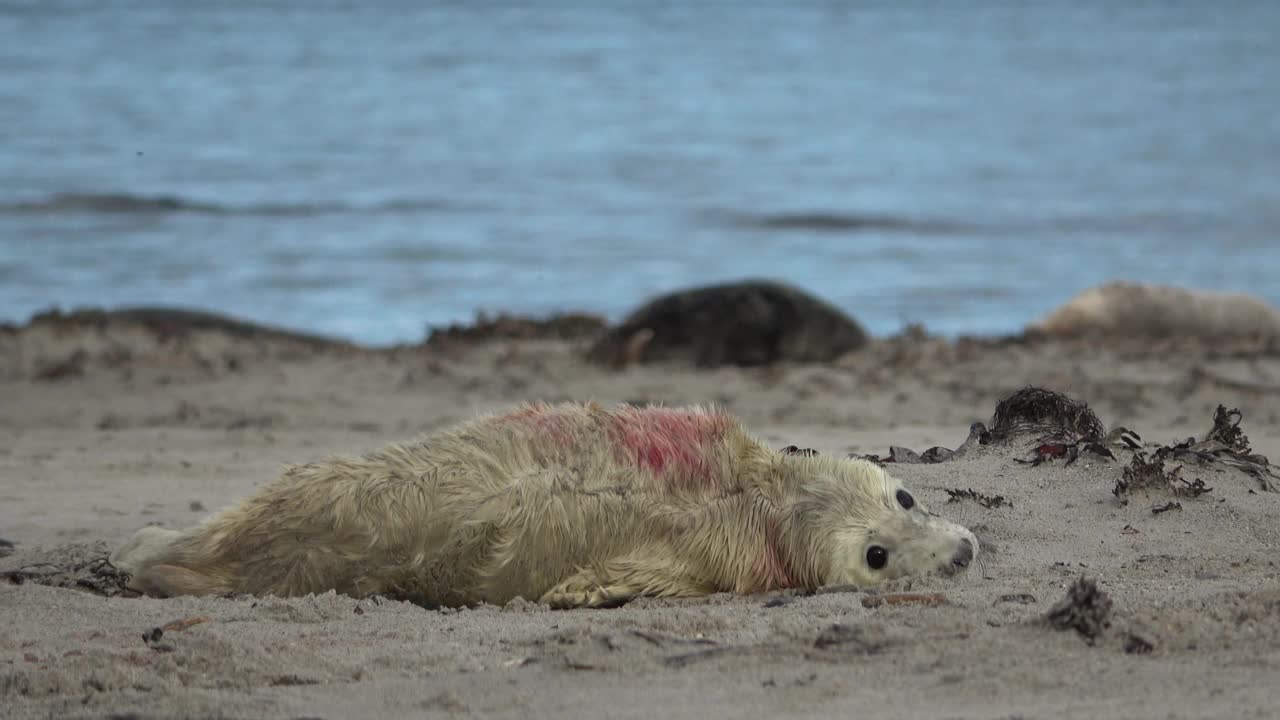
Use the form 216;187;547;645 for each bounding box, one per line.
111;402;978;608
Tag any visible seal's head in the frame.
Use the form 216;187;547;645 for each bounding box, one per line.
785;455;979;588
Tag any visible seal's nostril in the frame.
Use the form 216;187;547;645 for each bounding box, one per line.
951;538;974;568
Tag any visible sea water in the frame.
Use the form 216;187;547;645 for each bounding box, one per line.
2;1;1277;344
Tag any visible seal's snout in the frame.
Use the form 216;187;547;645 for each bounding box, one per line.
950;537;975;569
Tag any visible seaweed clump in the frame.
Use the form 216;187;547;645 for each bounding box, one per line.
2;542;132;597
1044;576;1112;645
426;311;607;347
945;488;1011;509
1152;405;1278;492
986;387;1105;445
1113;452;1212;503
1205;405;1249;452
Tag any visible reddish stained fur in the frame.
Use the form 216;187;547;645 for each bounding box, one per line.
761;516;800;590
606;406;731;490
492;403;577;451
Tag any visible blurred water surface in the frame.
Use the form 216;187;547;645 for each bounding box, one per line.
2;1;1277;344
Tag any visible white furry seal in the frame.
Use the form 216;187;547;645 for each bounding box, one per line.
111;402;978;608
1031;281;1280;339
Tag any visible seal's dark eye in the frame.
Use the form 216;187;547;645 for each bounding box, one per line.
866;545;888;570
896;489;915;510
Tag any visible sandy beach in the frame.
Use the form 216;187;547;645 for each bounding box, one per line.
6;3;1280;718
2;311;1279;719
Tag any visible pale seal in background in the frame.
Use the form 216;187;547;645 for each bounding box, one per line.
1030;281;1280;339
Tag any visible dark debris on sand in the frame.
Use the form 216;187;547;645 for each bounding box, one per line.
1123;633;1155;655
856;423;988;466
812;624;903;654
1152;405;1279;492
15;307;352;348
425;311;607;347
986;387;1106;446
1206;405;1250;452
1;542;132;597
1015;439;1116;468
6;306;366;381
945;488;1012;509
849;453;887;468
1114;453;1213;503
1044;576;1113;645
868;389;1115;467
586;279;869;369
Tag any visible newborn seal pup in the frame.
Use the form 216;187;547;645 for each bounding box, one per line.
111;402;979;608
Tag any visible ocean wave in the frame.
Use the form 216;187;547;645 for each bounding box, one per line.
0;193;461;217
710;209;965;234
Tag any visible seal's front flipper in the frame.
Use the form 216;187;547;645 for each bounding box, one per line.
128;563;229;598
539;556;711;609
540;573;638;609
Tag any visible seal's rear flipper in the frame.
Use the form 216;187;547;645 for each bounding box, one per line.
109;526;183;575
128;563;229;597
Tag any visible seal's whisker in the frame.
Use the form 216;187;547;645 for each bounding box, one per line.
975;554;993;578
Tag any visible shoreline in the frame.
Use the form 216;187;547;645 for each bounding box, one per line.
9;276;1280;357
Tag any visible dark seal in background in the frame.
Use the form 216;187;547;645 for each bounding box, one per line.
587;279;869;369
